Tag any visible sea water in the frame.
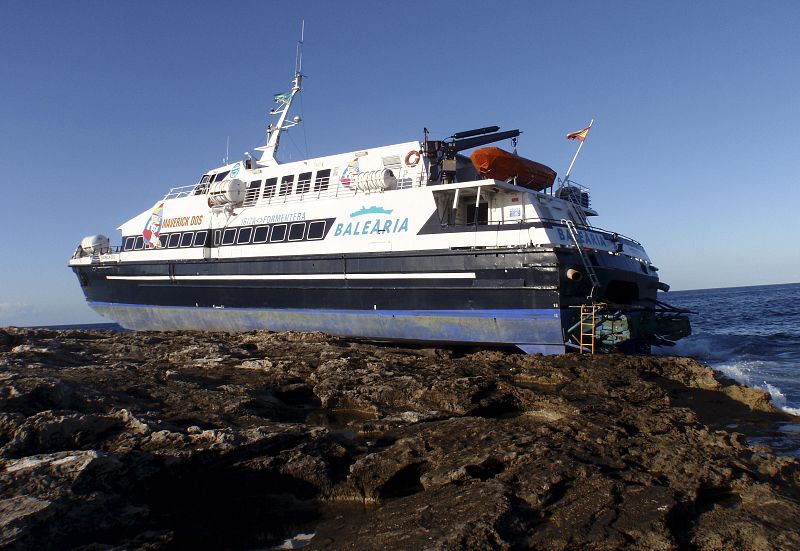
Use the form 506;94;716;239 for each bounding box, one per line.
656;282;800;416
654;283;800;457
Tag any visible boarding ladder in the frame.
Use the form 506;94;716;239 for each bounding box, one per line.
563;219;601;299
579;304;598;354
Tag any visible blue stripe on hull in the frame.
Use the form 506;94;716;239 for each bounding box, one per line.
88;302;566;355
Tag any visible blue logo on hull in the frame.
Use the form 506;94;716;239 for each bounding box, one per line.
350;206;394;218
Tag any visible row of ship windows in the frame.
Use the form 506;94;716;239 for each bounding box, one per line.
197;169;333;206
123;220;328;251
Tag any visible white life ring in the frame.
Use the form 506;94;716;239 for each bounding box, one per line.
405;150;421;167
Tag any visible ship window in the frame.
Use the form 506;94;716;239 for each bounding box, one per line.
288;222;306;241
134;236;144;250
314;169;331;191
244;180;262;207
180;232;194;248
222;228;236;245
307;221;326;240
158;234;169;248
193;231;208;247
167;233;180;248
213;230;221;246
237;226;253;244
297;172;312;194
466;202;489;225
123;236;135;251
214;171;230;182
270;224;287;242
279;175;294;196
253;225;269;243
194;174;212;195
263;177;277;198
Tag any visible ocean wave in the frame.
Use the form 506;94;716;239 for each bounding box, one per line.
705;362;800;417
765;384;800;417
656;333;800;363
655;338;800;416
662;284;800;425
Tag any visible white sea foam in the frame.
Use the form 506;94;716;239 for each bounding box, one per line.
713;364;800;416
666;354;800;417
654;335;736;362
714;362;754;386
765;383;800;417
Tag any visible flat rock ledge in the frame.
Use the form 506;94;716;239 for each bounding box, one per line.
1;327;799;550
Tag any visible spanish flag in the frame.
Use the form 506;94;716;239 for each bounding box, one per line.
566;126;591;142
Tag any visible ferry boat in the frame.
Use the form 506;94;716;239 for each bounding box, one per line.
69;57;690;354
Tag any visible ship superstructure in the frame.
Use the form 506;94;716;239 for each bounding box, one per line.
69;50;689;354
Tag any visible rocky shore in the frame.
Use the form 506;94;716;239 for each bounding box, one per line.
1;327;799;550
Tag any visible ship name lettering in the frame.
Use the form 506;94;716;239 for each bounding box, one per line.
334;217;410;237
556;227;607;247
162;215;204;229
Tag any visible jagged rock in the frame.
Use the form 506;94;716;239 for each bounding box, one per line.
0;328;797;550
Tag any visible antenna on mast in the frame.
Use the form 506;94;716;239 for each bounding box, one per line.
296;20;304;75
254;20;306;167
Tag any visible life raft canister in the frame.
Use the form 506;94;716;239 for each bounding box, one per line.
405;150;421;167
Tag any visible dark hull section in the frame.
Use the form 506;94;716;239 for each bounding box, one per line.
73;247;671;353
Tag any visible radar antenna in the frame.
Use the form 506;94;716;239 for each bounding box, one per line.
255;20;305;167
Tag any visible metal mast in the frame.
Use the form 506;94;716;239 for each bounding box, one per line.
562;118;593;185
255;21;304;167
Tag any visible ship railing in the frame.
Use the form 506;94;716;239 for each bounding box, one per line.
437;216;642;246
556;177;590;192
161;167;426;204
163;184;200;200
555;178;592;209
254;167;426;207
72;244;123;260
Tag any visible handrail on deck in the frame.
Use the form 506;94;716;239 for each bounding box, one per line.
162;167;426;203
436;216;642;246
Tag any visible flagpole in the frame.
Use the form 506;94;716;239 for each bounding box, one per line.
563;118;594;185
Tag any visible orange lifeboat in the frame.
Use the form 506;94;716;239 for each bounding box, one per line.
470;147;556;191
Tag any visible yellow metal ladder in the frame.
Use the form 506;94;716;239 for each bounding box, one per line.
579;304;597;354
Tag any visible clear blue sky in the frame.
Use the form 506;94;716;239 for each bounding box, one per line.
1;1;798;326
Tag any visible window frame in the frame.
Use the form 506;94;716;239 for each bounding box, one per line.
244;180;262;206
307;220;326;240
297;171;312;194
193;231;208;247
221;228;237;245
288;222;306;242
263;177;278;198
236;226;253;245
252;225;270;243
314;169;331;192
270;223;287;242
279;175;294;196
